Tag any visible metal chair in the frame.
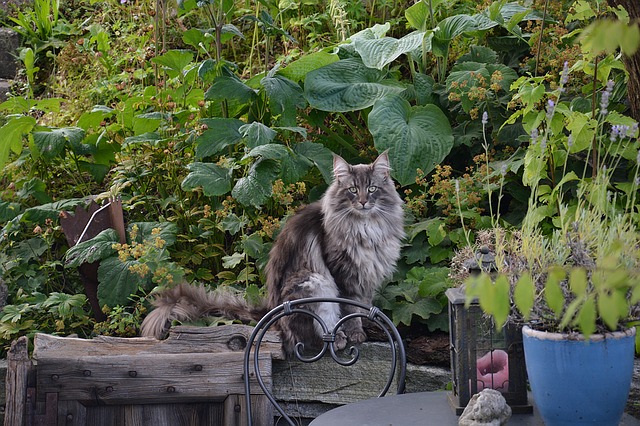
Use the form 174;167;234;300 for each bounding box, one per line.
243;297;407;426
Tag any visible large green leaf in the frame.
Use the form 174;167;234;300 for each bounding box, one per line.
280;151;313;184
182;162;233;196
65;228;119;268
293;141;334;183
130;221;178;246
353;30;425;70
0;115;36;170
232;158;280;207
205;75;257;104
368;95;453;186
151;49;194;79
243;144;289;161
304;58;405;112
239;122;277;148
432;14;477;57
0;201;21;222
278;50;339;82
405;1;429;31
446;62;517;112
261;73;305;127
32;127;86;159
195;118;244;159
22;198;86;223
98;256;147;308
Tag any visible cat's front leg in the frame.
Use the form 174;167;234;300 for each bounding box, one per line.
340;304;368;344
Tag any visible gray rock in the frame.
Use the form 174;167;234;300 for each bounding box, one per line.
0;79;10;101
459;389;512;426
0;28;19;79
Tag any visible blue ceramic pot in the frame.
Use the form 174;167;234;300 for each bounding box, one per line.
522;326;636;426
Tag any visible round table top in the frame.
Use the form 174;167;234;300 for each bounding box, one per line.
308;391;640;426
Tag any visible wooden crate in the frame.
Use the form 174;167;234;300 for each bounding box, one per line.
6;325;282;426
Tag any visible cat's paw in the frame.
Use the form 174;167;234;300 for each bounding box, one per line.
334;330;348;350
346;329;367;344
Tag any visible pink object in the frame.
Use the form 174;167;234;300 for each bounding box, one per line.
477;349;509;392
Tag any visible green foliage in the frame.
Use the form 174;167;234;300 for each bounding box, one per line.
65;223;184;308
1;0;639;343
376;266;451;332
465;54;640;338
0;290;94;354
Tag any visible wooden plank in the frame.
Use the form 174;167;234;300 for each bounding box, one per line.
223;393;273;426
4;336;33;426
78;402;226;426
36;352;272;405
33;325;283;360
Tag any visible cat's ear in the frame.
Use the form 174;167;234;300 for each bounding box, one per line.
372;150;391;180
332;154;351;182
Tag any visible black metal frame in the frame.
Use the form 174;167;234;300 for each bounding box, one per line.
243;297;407;426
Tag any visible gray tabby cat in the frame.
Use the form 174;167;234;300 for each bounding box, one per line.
140;151;405;354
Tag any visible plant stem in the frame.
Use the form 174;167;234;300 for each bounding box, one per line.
534;0;550;77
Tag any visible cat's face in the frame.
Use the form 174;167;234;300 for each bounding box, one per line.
330;152;395;214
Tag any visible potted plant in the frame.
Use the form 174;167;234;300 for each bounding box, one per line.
463;61;640;425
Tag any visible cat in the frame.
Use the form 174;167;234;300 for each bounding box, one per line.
140;151;405;355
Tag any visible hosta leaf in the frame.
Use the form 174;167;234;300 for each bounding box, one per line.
278;50;339;83
97;257;147;308
368;95;453;186
195;118;244;159
304;58;405;112
181;162;233;196
405;0;430;31
32;127;85;160
353;31;425;70
239;122;277;148
432;14;477;57
232;158;280;207
65;228;119;268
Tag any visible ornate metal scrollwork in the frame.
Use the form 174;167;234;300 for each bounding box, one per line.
243;297;407;426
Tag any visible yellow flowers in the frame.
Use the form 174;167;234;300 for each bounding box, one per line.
112;225;168;279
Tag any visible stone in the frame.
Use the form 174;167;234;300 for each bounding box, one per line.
0;79;10;102
459;389;512;426
0;28;19;79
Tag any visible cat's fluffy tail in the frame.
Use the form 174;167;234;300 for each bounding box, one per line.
140;283;268;339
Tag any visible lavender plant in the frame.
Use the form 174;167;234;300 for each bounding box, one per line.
464;62;640;338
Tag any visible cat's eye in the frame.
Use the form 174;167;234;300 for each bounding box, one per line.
348;187;358;193
367;186;378;193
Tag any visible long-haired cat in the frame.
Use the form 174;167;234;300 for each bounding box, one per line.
140;151;405;354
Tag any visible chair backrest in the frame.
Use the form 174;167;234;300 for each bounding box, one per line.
243;297;407;426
